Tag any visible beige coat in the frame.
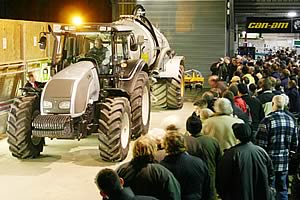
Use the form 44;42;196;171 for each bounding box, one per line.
202;115;244;152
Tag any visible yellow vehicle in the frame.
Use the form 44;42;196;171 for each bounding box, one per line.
184;69;204;89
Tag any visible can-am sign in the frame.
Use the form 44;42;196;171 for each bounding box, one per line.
246;17;300;33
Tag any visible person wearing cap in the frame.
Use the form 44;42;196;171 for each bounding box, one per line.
185;114;222;200
216;123;275;200
256;95;298;200
202;98;244;152
95;168;158;200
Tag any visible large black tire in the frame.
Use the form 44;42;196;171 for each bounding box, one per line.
98;97;131;162
6;96;44;159
152;65;184;109
130;71;150;139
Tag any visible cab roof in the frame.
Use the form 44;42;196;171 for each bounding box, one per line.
61;23;132;33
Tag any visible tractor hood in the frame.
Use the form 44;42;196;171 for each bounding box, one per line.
40;61;100;117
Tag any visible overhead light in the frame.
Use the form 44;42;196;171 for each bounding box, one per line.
288;11;297;18
72;16;83;25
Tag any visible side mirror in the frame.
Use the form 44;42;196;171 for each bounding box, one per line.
39;36;47;50
137;35;144;45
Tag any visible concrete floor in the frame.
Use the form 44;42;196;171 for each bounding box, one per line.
0;102;193;200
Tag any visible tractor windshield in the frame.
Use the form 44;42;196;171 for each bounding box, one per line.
61;32;130;70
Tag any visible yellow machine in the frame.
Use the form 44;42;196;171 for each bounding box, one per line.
184;69;204;89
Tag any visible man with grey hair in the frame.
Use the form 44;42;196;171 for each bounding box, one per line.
202;98;244;152
256;95;298;200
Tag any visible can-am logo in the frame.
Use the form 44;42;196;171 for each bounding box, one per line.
246;17;300;33
248;22;289;29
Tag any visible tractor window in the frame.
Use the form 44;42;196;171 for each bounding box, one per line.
114;34;129;61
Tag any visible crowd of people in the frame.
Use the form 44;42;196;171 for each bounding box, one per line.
94;48;300;200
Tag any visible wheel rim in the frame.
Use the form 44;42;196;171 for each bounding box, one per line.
142;85;150;126
121;112;130;149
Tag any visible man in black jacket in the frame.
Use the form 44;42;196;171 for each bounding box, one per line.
237;83;265;137
117;136;181;200
216;123;275;200
95;168;158;200
160;130;213;200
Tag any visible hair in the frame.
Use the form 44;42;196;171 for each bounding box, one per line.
282;69;290;78
163;131;186;155
228;84;239;96
288;79;297;88
214;98;233;115
272;95;285;110
249;83;257;94
222;90;234;103
193;99;208;109
95;168;121;195
132;136;157;164
242;65;249;74
200;108;214;120
208;75;219;83
186;115;202;135
237;83;248;95
261;77;272;90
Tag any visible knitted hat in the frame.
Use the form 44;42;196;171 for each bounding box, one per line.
186;115;202;135
232;123;252;143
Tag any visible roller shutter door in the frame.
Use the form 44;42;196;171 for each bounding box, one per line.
137;0;226;81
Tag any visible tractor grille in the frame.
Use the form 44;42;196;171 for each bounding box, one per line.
32;115;75;139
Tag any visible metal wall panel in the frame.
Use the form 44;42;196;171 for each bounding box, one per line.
136;0;226;80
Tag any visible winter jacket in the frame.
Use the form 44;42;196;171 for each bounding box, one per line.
161;152;213;200
117;161;181;200
286;87;300;113
202;115;244;152
185;133;222;200
234;96;247;113
216;142;275;200
105;187;159;200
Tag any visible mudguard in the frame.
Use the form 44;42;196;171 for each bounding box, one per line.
157;56;185;81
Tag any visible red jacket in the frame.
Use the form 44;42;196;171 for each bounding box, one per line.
234;96;247;113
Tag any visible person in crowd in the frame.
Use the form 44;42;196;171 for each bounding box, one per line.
25;73;43;88
273;79;284;95
285;79;300;113
210;58;228;81
202;98;244;152
222;90;250;124
242;65;255;85
256;95;298;200
229;75;241;85
160;130;213;200
201;91;216;112
208;75;227;95
249;83;258;97
193;99;208;118
95;168;158;200
237;83;265;136
216;123;275;200
280;69;290;91
257;77;275;115
199;108;214;122
228;84;247;113
185;115;221;200
117;136;181;200
270;63;281;80
227;58;238;82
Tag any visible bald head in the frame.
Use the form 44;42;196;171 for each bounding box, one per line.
272;95;285;111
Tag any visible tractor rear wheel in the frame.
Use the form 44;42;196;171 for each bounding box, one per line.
152;65;184;109
6;96;44;159
98;97;131;162
130;71;150;139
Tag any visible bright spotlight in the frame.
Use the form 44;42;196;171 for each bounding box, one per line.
72;16;83;25
288;11;297;18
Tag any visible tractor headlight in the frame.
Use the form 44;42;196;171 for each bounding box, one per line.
120;62;127;68
58;101;70;109
43;101;53;109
